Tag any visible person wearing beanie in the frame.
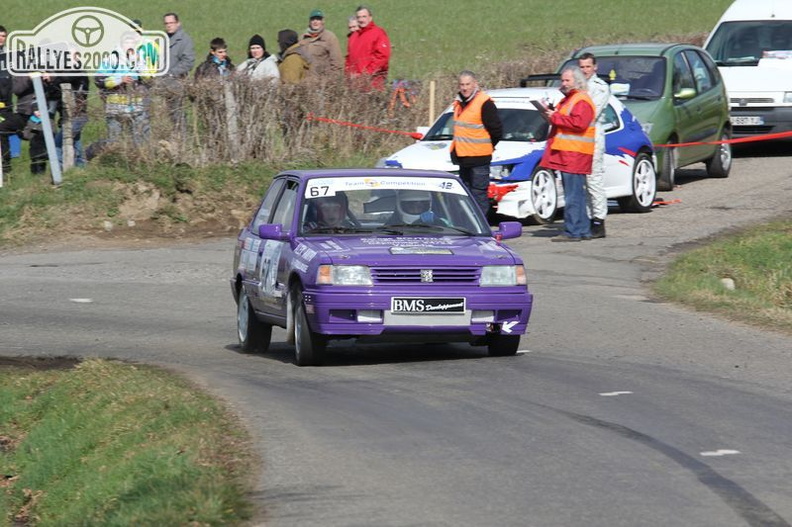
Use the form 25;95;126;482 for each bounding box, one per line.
277;29;310;84
236;34;280;81
300;9;343;78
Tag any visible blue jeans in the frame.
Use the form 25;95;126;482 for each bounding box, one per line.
460;164;491;217
55;116;88;168
561;172;591;238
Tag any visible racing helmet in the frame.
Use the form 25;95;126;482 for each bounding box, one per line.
397;190;431;223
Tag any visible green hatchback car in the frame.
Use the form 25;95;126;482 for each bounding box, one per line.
560;43;732;191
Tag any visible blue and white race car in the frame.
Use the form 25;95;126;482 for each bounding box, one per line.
377;87;657;223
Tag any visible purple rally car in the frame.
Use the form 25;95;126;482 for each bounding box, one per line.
231;169;534;366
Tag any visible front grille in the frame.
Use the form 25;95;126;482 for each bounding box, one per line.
733;125;774;134
371;267;480;284
730;98;775;105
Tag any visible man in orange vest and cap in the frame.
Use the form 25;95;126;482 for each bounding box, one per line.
450;70;502;218
539;67;595;241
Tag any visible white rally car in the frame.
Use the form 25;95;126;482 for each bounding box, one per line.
377;87;657;223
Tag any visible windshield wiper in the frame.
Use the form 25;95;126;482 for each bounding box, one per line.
306;226;372;234
423;134;453;141
623;94;657;101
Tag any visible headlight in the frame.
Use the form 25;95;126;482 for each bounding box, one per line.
480;265;526;286
640;122;653;136
490;165;513;180
317;265;372;285
784;92;792;104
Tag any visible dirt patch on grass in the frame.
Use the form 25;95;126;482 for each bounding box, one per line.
0;356;81;371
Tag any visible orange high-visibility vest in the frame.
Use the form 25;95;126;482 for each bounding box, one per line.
452;91;494;157
552;92;595;155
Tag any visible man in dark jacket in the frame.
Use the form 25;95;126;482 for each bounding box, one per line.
195;37;234;79
161;13;195;134
0;25;22;175
449;70;502;217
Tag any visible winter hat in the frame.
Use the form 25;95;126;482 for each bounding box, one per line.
248;34;265;49
277;29;298;53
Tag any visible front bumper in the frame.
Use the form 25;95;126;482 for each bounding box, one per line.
303;287;533;339
729;105;792;137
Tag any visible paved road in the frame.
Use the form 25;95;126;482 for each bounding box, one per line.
1;148;791;526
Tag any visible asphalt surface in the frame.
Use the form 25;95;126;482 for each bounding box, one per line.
1;146;791;526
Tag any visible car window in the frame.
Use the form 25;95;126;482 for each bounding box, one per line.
423;108;548;142
252;178;285;231
672;52;696;96
601;104;620;133
300;176;491;236
423;113;454;140
706;21;792;65
270;180;299;230
683;50;714;93
564;57;665;100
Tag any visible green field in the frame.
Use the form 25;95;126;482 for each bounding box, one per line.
4;0;733;79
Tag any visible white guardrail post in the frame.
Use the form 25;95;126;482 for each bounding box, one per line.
31;73;62;185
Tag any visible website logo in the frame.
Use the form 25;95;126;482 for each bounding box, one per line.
7;7;169;77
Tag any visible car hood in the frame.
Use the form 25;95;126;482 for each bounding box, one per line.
302;235;520;266
383;140;542;172
719;63;792;94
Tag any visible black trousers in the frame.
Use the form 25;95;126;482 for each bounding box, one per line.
0;112;47;172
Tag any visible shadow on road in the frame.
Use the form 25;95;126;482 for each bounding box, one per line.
224;341;496;367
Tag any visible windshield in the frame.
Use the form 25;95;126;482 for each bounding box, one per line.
706;21;792;65
300;176;491;236
562;56;666;100
422;107;549;142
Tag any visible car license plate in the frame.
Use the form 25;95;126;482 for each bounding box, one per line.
390;297;466;314
732;116;764;126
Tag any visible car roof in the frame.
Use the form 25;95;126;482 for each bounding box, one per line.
486;87;553;99
277;168;457;181
570;42;699;57
717;0;792;21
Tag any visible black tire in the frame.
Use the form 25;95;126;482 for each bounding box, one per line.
706;130;732;178
237;289;272;353
292;287;327;366
530;167;558;224
656;143;676;192
488;334;520;357
617;153;657;213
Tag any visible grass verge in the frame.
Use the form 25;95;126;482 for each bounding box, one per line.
653;216;792;335
0;359;256;526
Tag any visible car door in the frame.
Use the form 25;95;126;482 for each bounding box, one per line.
257;178;299;316
672;51;718;165
600;103;628;195
240;178;286;313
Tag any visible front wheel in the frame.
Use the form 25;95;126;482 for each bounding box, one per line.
488;334;520;357
618;153;656;213
530;167;558;224
292;287;327;366
237;288;272;353
706;131;732;178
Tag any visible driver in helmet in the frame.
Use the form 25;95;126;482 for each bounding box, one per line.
304;193;352;231
389;189;448;225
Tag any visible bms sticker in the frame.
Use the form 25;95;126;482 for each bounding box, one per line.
259;241;283;296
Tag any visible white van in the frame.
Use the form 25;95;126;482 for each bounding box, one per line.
704;0;792;138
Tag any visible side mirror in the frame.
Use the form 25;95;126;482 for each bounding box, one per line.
674;87;696;100
494;221;522;240
258;224;288;240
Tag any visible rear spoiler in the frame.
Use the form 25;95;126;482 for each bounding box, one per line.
518;73;611;87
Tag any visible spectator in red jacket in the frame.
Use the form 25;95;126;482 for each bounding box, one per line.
345;5;391;90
